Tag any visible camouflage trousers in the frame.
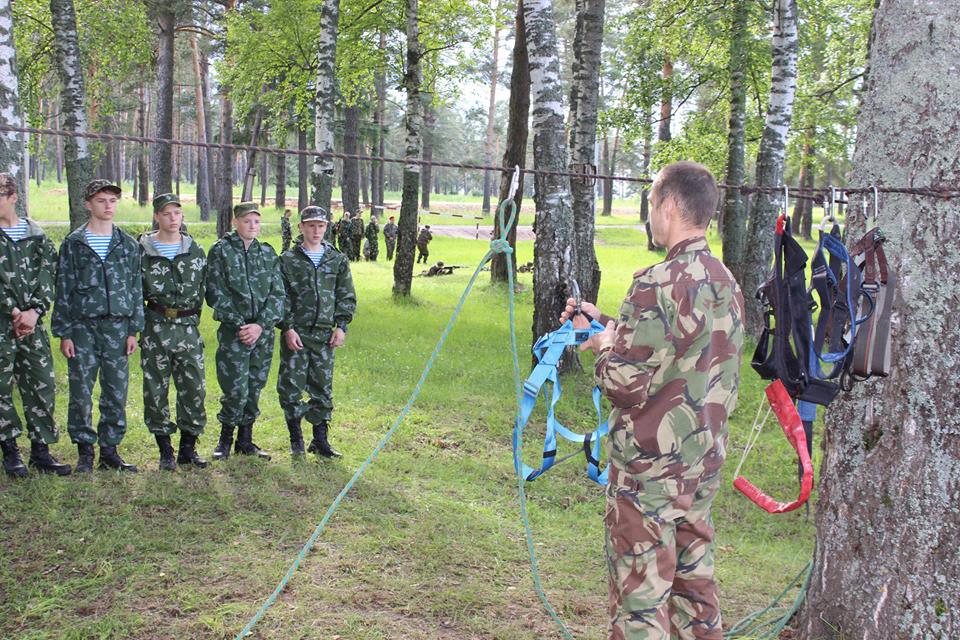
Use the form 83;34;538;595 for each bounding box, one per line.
0;322;58;444
141;319;206;437
366;240;379;261
416;245;429;263
277;329;335;424
385;237;396;260
215;324;274;427
605;474;722;640
67;318;131;446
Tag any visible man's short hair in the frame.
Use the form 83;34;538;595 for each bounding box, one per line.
650;161;719;228
0;173;17;198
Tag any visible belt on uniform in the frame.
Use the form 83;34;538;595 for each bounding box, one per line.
146;301;200;319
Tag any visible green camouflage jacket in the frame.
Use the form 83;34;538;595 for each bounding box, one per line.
139;231;206;326
595;236;744;489
205;231;283;328
278;242;356;333
0;218;57;319
51;224;144;339
364;220;379;243
280;217;293;252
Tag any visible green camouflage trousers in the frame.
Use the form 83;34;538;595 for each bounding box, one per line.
141;320;206;436
605;475;722;640
277;329;335;424
67;319;131;446
215;325;274;427
385;237;396;260
0;322;58;444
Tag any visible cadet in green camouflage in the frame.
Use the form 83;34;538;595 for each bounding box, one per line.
383;215;398;260
139;193;209;471
363;215;379;261
277;205;356;458
205;201;284;461
280;208;293;253
570;162;744;640
337;212;353;260
52;179;144;474
0;174;72;478
350;212;364;259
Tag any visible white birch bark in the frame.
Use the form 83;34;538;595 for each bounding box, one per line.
312;0;339;215
0;0;25;217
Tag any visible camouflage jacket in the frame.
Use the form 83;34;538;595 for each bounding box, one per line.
0;218;57;320
51;224;144;339
350;217;364;239
205;231;283;329
280;217;293;252
383;221;398;239
364;220;379;242
336;220;352;245
139;231;206;326
278;242;356;333
595;236;744;488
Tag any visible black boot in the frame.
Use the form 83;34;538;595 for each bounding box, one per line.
155;435;176;471
1;438;28;478
75;442;95;474
28;441;72;476
287;417;305;456
212;424;234;461
177;432;208;468
307;421;341;458
98;445;138;473
234;424;271;460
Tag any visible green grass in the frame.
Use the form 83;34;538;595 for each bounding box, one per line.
0;188;822;639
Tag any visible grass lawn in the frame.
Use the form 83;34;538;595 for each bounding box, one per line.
0;186;822;639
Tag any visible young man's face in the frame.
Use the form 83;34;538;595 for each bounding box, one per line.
234;213;261;241
300;220;328;247
0;191;18;217
86;191;119;222
154;204;183;234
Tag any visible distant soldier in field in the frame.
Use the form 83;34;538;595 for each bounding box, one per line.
205;201;284;462
364;215;379;261
563;161;744;640
416;225;433;264
52;179;144;473
280;208;293;253
277;206;356;458
383;215;398;260
337;212;353;260
0;173;72;478
350;212;364;260
139;193;208;471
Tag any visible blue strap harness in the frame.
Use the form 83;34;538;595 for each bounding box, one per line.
512;318;610;485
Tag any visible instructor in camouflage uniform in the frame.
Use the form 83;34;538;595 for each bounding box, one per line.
566;162;744;640
350;212;364;260
52;179;144;473
383;215;398;260
363;214;379;261
206;201;284;461
277;206;356;458
280;208;293;253
337;212;353;260
139;193;208;471
0;174;72;477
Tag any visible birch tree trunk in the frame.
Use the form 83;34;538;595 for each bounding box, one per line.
482;7;500;215
312;0;339;214
341;104;360;214
241;106;262;201
392;0;422;297
491;0;529;284
190;34;211;219
800;3;960;636
740;0;799;334
50;0;94;230
525;0;576;360
372;31;386;210
567;0;604;305
0;1;26;217
153;5;175;197
721;0;750;276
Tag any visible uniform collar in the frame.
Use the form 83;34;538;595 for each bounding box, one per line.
666;235;710;261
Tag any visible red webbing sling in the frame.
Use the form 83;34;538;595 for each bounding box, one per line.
733;379;813;514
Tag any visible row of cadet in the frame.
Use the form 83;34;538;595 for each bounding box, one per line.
0;175;358;478
280;208;434;264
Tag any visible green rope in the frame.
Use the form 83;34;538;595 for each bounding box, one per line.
727;560;812;638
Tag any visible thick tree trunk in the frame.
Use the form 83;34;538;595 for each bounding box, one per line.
567;0;604;305
420;96;434;209
658;55;672;142
492;0;529;284
190;34;211;220
721;0;750;274
341;104;361;214
216;92;233;238
0;0;26;217
482;12;500;215
312;0;340;215
153;6;175;198
525;0;576;363
800;4;960;637
741;0;799;335
50;0;94;230
393;0;422;297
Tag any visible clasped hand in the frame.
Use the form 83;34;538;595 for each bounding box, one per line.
558;297;616;354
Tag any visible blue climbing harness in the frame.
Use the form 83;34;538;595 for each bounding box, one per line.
512;318;610;485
